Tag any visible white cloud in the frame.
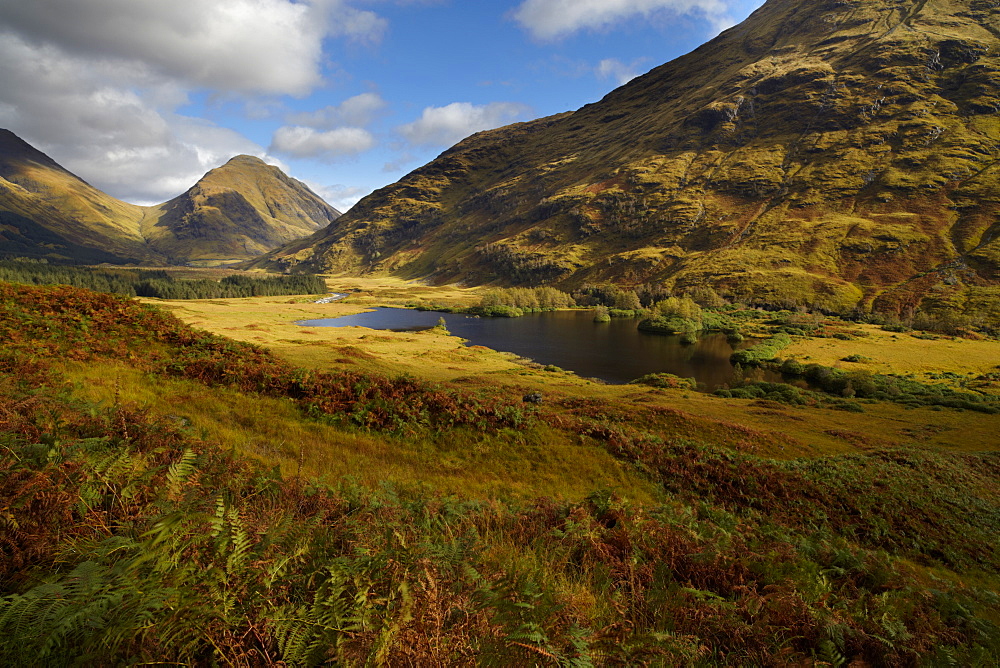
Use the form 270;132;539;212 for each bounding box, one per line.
270;126;376;159
383;152;418;173
397;102;530;147
512;0;731;40
307;182;370;211
287;93;388;129
0;0;384;97
0;33;264;203
0;1;392;203
596;58;645;86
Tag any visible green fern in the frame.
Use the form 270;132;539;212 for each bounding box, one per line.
0;559;165;664
166;447;197;498
270;565;363;666
816;638;847;668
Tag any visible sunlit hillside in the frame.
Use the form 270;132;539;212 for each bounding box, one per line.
256;0;1000;317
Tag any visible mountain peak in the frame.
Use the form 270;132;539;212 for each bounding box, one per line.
0;129;67;175
224;154;269;167
0;133;340;265
145;151;341;263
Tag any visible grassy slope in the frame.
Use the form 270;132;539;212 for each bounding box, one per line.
255;0;1000;315
0;130;155;263
2;280;999;664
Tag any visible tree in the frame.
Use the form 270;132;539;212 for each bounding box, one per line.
614;290;642;311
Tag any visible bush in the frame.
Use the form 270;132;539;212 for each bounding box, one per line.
478;305;524;318
630;373;697;390
686;285;726;308
780;359;805;376
638;315;694;334
729;332;792;367
608;308;646;318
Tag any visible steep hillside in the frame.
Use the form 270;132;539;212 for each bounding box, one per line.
0;132;340;265
0;130;154;263
256;0;1000;314
143;155;341;264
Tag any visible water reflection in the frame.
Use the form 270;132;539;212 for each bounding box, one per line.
298;308;768;388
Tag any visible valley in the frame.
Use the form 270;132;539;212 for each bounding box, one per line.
0;132;341;266
143;275;1000;459
2;0;999;662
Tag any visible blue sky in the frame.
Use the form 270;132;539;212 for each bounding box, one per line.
0;0;764;210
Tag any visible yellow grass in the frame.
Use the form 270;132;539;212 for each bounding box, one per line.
782;323;1000;385
139;278;1000;459
61;360;661;503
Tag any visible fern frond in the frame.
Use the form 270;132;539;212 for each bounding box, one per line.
166;447;197;499
226;506;252;573
269;565;361;666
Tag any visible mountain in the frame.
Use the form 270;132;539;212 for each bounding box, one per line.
0;130;151;263
255;0;1000;315
141;155;341;264
0;131;341;265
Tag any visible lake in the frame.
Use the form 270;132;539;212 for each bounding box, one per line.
298;308;772;388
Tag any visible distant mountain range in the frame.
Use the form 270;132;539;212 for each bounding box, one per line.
253;0;1000;314
0;130;340;265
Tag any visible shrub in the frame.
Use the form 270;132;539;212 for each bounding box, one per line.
729;332;792;367
638;315;693;334
686;285;726;308
630;373;697;390
780;359;805;375
478;305;524;318
608;308;646;318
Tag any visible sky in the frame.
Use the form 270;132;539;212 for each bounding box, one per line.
0;0;765;211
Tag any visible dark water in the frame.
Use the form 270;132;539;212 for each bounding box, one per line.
298;308;770;388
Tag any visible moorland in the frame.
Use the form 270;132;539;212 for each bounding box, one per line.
2;266;999;665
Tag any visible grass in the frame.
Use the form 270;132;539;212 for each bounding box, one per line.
152;283;1000;458
781;322;1000;390
61;360;658;503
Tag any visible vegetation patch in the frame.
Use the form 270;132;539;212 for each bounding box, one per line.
2;348;1000;665
629;373;697;390
771;361;1000;414
0;259;327;299
0;282;534;435
729;332;793;367
3;281;999;664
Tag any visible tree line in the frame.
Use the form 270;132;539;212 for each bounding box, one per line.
0;259;327;300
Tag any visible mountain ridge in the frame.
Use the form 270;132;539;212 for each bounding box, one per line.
254;0;1000;315
0;132;341;265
